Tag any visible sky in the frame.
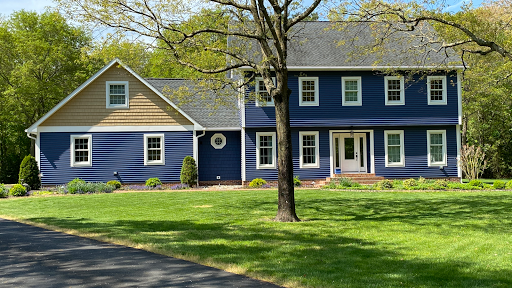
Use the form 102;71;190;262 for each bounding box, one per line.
0;0;484;16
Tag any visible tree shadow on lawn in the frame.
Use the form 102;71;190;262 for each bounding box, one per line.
299;193;512;232
28;215;512;288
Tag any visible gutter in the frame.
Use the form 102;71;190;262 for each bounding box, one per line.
195;130;206;187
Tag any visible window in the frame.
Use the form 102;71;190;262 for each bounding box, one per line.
299;77;319;106
385;76;405;105
384;130;405;167
70;135;92;167
427;130;447;166
255;77;275;106
299;131;320;168
144;134;165;165
211;133;226;149
256;132;276;169
427;76;447;105
342;77;362;106
106;81;129;108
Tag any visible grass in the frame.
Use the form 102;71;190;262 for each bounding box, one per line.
1;190;512;288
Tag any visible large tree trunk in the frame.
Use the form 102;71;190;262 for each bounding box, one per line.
273;73;300;222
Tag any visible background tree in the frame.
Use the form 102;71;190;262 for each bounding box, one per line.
0;10;95;183
58;0;334;222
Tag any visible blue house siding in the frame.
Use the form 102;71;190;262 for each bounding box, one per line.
245;71;459;127
245;128;331;181
198;131;241;181
374;126;458;178
39;131;193;185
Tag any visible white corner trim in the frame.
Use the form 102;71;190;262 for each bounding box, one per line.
329;131;333;177
299;131;320;168
26;58;204;133
144;133;165;166
35;132;40;171
370;130;375;173
457;72;462;125
36;125;194;133
456;125;462;178
241;128;246;181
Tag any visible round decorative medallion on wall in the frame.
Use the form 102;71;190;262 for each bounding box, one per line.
211;133;226;149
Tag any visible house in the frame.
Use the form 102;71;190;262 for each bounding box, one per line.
26;22;462;186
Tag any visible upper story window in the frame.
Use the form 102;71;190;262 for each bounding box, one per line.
256;132;276;169
427;76;447;105
299;131;320;168
384;130;405;167
144;134;165;165
70;135;92;167
427;130;447;166
299;77;319;106
255;77;275;106
342;77;362;106
106;81;129;109
385;76;405;105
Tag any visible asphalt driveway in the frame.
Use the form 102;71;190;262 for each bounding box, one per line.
0;218;281;287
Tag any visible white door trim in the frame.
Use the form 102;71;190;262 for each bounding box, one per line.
329;130;374;177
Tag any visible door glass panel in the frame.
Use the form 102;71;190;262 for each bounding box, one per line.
335;137;340;167
360;137;364;167
344;138;354;160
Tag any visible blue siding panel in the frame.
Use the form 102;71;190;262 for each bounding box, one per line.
245;71;459;127
40;131;193;185
198;131;241;181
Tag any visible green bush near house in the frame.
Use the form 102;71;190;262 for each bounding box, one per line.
293;176;301;187
18;155;40;190
374;179;393;190
107;180;122;190
403;178;417;189
505;181;512;190
249;178;267;188
9;184;26;196
0;184;8;198
469;179;484;188
180;156;198;186
145;177;162;187
493;180;506;189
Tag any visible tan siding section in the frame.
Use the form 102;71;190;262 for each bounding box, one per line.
40;66;193;127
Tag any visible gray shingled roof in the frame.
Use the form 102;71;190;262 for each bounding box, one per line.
145;78;240;129
230;21;462;67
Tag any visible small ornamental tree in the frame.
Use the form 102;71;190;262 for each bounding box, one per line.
18;155;40;190
459;145;487;180
180;156;198;187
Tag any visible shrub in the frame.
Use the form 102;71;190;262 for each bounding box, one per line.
403;178;417;189
336;177;355;188
434;179;448;188
107;180;122;189
418;176;426;184
68;181;115;194
459;145;487;181
493;180;506;189
18;155;40;190
145;177;162;187
0;184;8;198
293;176;301;187
180;156;198;186
9;184;26;196
506;181;512;190
483;183;493;190
249;178;267;188
469;179;484;188
375;179;393;190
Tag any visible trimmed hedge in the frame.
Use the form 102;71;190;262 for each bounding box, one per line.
9;184;26;196
18;155;40;190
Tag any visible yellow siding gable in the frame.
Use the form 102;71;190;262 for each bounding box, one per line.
40;65;193;127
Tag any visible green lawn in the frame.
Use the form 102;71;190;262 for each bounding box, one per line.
1;190;511;288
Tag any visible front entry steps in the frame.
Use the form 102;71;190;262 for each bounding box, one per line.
326;173;385;185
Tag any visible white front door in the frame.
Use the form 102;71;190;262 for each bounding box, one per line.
334;133;367;173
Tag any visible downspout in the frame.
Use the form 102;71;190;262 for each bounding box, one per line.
195;129;206;187
26;132;37;141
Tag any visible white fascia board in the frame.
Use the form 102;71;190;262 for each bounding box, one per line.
36;125;194;133
27;58;205;133
26;59;120;133
238;65;465;71
457;71;463;125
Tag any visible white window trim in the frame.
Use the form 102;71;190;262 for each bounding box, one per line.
299;77;319;106
299;131;320;168
384;76;405;105
342;76;362;106
256;132;276;169
106;81;129;109
384;130;405;167
427;76;447;105
427;130;447;167
144;134;165;166
211;133;226;149
255;77;275;107
70;134;92;167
